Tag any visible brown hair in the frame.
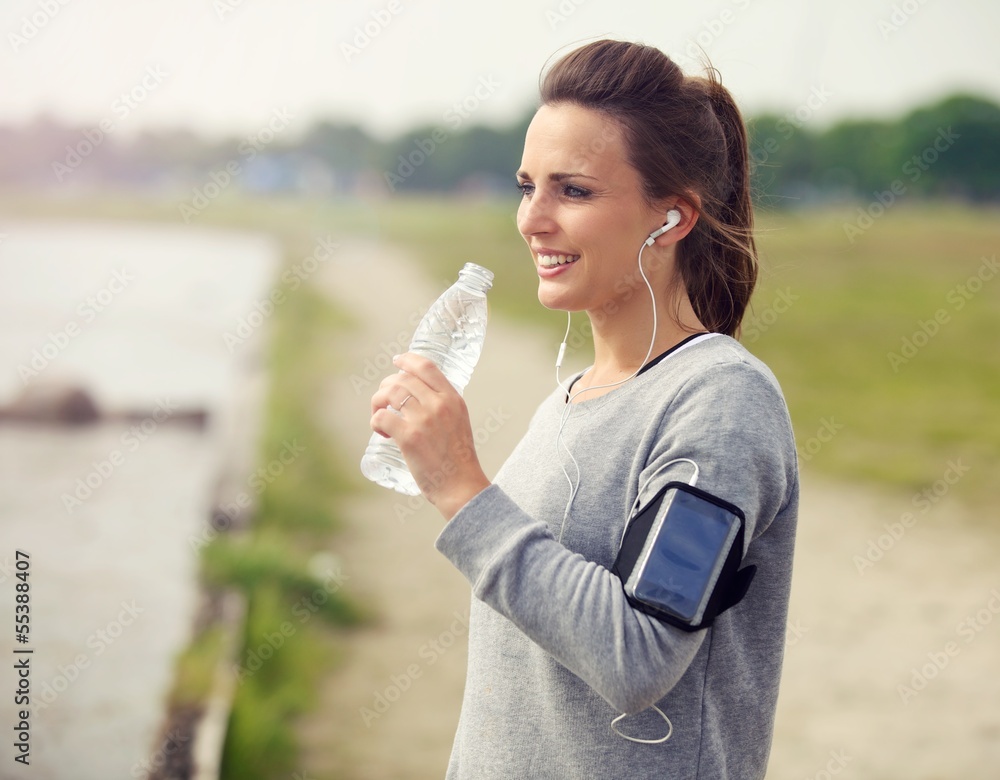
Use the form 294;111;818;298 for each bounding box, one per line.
539;39;757;337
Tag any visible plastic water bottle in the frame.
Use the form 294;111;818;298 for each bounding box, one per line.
360;262;494;495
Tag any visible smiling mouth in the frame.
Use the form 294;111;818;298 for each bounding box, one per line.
537;253;581;267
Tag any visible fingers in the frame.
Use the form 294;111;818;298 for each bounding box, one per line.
366;352;488;517
370;371;423;417
391;353;453;393
369;352;452;417
368;356;432;438
369;405;399;440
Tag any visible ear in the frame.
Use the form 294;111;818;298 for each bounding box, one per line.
649;193;701;246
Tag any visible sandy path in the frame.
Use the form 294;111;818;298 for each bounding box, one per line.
301;239;1000;779
773;473;1000;778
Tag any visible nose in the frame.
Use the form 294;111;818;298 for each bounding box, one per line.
516;189;556;239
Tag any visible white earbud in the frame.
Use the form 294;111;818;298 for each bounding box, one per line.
644;209;682;246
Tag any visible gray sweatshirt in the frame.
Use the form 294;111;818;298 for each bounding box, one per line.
434;334;799;779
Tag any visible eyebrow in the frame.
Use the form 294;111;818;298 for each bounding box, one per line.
515;170;599;182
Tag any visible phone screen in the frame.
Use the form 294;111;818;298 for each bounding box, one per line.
627;487;740;625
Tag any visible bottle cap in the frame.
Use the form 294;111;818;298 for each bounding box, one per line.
459;262;494;291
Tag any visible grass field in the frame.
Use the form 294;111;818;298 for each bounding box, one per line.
749;205;1000;504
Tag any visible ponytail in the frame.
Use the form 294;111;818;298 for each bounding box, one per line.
677;68;757;337
540;40;758;337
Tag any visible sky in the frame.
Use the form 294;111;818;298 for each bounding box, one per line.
3;0;999;143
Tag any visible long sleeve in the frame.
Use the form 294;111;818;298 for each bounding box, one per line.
437;482;705;713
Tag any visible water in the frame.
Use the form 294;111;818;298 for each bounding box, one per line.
0;220;279;408
0;219;279;778
360;263;492;496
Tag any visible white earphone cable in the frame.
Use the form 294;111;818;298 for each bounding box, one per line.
611;705;674;744
549;221;692;744
555;239;660;537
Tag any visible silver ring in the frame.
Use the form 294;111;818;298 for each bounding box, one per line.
398;394;413;409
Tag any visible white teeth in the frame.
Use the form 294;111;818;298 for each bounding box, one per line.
538;254;581;267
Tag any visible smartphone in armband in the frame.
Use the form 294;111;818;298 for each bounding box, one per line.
612;481;757;631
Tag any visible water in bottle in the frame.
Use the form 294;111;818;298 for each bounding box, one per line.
360;262;494;495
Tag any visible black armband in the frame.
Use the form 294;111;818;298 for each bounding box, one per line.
612;481;757;632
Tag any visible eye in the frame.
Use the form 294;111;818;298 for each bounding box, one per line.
563;184;592;199
515;180;534;197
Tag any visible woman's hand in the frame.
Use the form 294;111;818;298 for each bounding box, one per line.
369;353;491;520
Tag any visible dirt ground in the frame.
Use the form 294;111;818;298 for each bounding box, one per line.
299;238;1000;779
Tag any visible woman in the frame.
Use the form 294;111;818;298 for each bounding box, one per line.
370;39;798;779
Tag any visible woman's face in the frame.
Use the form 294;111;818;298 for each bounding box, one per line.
515;102;670;315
